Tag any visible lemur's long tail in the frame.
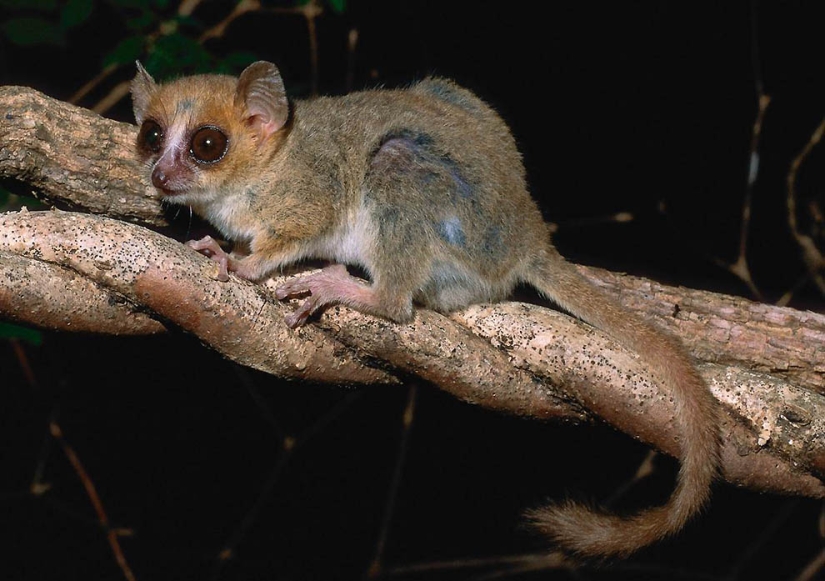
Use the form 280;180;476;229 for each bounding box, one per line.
524;251;719;558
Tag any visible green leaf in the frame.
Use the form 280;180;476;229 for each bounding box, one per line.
326;0;345;14
174;14;199;30
146;33;211;78
60;0;94;29
0;323;43;346
103;34;145;66
1;17;65;47
215;50;258;74
125;10;154;31
108;0;152;7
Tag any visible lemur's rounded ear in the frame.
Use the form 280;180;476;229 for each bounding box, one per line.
131;61;157;125
235;61;289;143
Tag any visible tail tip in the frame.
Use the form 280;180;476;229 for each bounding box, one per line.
524;499;679;559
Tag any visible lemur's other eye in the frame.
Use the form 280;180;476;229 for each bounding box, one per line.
137;120;164;154
190;126;228;163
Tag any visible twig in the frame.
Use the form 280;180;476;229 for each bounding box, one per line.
10;339;135;574
210;390;364;579
69;63;118;105
92;82;131;115
198;0;261;43
729;93;769;300
711;0;768;300
602;449;658;507
29;409;56;497
9;338;38;390
795;546;825;581
365;384;418;579
49;420;137;581
784;116;825;305
713;2;771;301
382;552;568;578
265;1;324;95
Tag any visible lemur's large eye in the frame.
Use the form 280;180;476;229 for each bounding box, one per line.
137;120;164;154
190;126;228;163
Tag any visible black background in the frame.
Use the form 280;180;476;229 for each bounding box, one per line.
2;2;825;580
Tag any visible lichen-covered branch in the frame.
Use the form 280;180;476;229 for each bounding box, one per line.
0;250;164;335
575;267;825;394
1;84;823;499
0;209;392;386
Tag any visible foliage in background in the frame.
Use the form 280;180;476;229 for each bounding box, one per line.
0;0;94;48
0;322;42;345
0;0;345;80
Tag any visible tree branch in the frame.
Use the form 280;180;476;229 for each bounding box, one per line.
1;85;823;499
1;86;165;226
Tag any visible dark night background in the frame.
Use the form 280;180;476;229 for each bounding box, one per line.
2;1;825;580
